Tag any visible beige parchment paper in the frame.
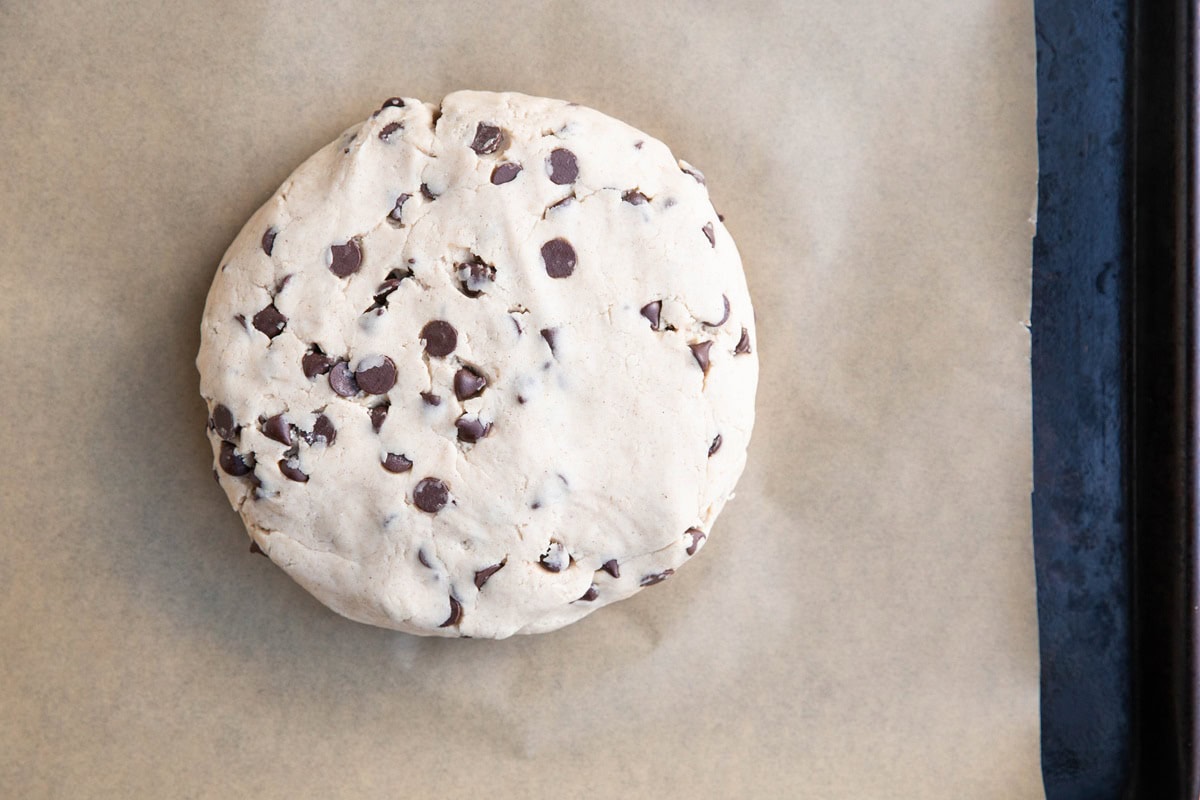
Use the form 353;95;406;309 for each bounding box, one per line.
0;1;1039;797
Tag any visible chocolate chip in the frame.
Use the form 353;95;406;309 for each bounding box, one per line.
701;295;730;327
310;414;336;445
547;148;578;184
735;328;752;355
456;259;495;297
491;162;522;185
355;356;397;394
474;559;506;589
278;457;309;483
540;328;558;355
261;227;277;256
689;341;713;374
382;453;413;473
234;313;246;327
420;183;437;201
262;414;292;446
329;361;359;396
639;301;662;331
539;541;569;572
685;528;706;556
250;541;267;556
420;320;457;357
578;585;599;602
453;367;487;400
439;596;463;628
212;468;220;483
541;238;576;278
470;123;503;155
379;121;403;141
681;163;706;184
418;549;433;569
455;415;492;443
329;239;362;277
252;304;287;338
420;392;442;406
718;212;725;222
302;347;336;378
545;194;574;214
380;97;405;110
413;477;449;513
640;569;674;587
708;434;722;457
622;190;648;205
211;404;237;441
219;441;253;476
702;222;716;247
369;403;389;432
388;193;411;225
600;559;620;579
634;140;644;150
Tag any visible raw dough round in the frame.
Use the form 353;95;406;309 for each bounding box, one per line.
197;90;757;637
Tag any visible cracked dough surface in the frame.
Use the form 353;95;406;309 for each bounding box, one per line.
196;90;758;638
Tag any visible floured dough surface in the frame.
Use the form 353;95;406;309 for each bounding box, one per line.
197;90;758;637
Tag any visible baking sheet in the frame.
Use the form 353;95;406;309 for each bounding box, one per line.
0;1;1039;797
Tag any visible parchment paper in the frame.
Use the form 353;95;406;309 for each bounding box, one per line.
0;1;1039;797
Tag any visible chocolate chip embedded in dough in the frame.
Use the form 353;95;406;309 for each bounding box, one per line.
469;123;504;155
680;163;706;184
380;97;405;110
262;414;292;446
388;193;411;225
734;328;752;355
686;528;706;556
453;367;487;400
540;328;558;356
455;415;492;443
622;190;648;205
456;259;496;297
702;295;731;327
378;121;403;141
329;239;362;278
547;148;578;184
355;356;397;395
689;341;713;374
219;441;253;476
252;304;287;338
578;585;599;602
310;414;337;445
369;403;389;433
413;477;449;513
439;596;463;628
709;434;722;457
278;457;309;483
639;301;662;331
541;238;576;278
702;223;716;247
418;549;433;569
420;320;457;357
302;347;335;378
420;183;438;201
211;404;237;441
474;559;507;589
539;541;569;573
329;361;359;396
261;227;277;256
491;162;522;185
420;392;442;407
600;559;620;579
382;453;413;473
640;569;674;587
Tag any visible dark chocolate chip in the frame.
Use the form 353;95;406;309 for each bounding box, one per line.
681;164;706;184
276;274;293;294
329;361;359;396
278;457;309;483
702;295;731;327
262;414;292;446
634;140;644;150
685;528;706;556
547;148;578;184
380;97;405;110
439;595;463;628
718;212;726;222
601;559;620;579
369;403;389;432
418;549;433;569
420;320;457;357
491;162;522;185
382;453;413;473
455;416;492;443
420;392;442;406
734;328;752;355
420;183;437;201
219;441;253;476
456;259;496;297
329;239;362;277
252;304;287;338
578;585;599;602
470;123;503;154
539;541;569;572
453;367;487;400
234;313;246;327
474;559;507;589
250;541;267;556
211;404;237;441
379;121;403;141
311;414;336;445
702;222;716;247
413;477;449;513
640;569;674;587
302;348;336;378
541;238;576;278
355;356;397;394
261;227;277;256
622;190;648;205
546;194;574;214
689;341;713;374
540;328;558;355
708;434;722;457
639;301;662;331
388;193;411;225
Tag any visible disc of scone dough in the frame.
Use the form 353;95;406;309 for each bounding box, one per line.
196;90;758;638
